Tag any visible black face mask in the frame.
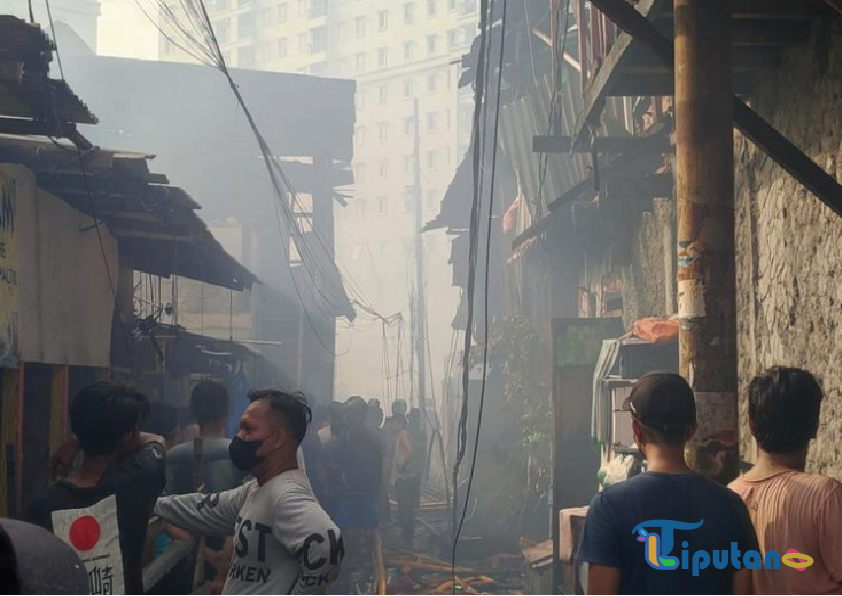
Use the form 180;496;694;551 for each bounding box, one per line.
229;436;264;472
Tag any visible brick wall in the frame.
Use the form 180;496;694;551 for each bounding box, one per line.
735;20;842;476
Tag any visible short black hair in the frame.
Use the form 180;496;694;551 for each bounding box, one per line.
70;383;148;456
249;389;312;445
748;367;823;454
191;380;229;427
143;401;178;438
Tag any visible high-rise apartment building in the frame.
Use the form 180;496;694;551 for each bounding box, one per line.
160;0;478;401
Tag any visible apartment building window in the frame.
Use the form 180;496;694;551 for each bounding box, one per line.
378;10;389;31
355;163;366;183
377;47;388;67
356;125;367;146
426;189;437;208
427;34;437;55
260;8;272;27
446;69;452;89
298;33;307;53
311;26;327;53
238;13;254;40
404;41;415;61
377;197;388;216
449;0;457;11
337;21;348;42
278;37;288;57
310;61;327;75
355;52;366;73
427;111;437;132
309;0;327;18
278;3;287;22
404;2;415;24
215;0;230;10
238;45;255;67
460;0;477;14
378;159;389;179
215;18;231;43
404;79;415;97
404;189;413;212
297;0;306;17
378;122;388;143
356;16;366;37
377;84;388;105
463;23;476;44
257;42;272;62
427;151;438;171
448;28;459;48
404;116;413;136
446;147;452;165
237;0;250;7
404;155;412;173
446;108;452;129
427;72;438;93
428;0;437;17
357;89;367;109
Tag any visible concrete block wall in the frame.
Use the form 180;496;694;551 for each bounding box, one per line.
734;20;842;476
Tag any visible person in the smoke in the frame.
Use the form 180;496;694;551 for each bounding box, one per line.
334;396;383;592
25;383;167;596
384;399;414;545
153;390;343;595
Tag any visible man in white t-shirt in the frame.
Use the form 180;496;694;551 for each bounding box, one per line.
153;390;343;595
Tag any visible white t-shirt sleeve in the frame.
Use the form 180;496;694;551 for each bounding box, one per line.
271;479;343;594
154;481;253;536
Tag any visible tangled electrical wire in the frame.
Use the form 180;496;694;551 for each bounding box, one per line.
133;0;402;353
451;0;510;583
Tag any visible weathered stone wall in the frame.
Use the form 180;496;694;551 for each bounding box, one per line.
735;20;842;477
622;198;674;329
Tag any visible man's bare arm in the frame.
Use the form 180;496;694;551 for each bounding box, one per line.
587;563;621;595
732;568;752;595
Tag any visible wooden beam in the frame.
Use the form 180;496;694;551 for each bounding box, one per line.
604;173;674;199
588;0;842;217
824;0;842;16
609;72;756;97
0;117;76;137
570;0;668;150
112;229;196;242
48;365;69;456
533;133;673;154
659;0;829;19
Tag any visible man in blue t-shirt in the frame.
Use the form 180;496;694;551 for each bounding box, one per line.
577;373;757;595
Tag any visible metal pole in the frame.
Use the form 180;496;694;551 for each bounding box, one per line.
413;98;427;415
674;0;738;483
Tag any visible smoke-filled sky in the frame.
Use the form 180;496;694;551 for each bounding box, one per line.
99;0;157;59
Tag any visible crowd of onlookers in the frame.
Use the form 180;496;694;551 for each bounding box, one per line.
0;380;429;595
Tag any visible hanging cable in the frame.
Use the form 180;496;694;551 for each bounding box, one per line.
452;0;509;580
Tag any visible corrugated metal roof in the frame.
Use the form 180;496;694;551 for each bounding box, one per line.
0;134;258;291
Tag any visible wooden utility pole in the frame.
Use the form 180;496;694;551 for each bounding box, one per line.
412;98;427;414
674;0;738;483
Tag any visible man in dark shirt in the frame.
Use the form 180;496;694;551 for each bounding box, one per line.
25;382;166;595
166;380;244;495
577;373;756;595
334;396;383;593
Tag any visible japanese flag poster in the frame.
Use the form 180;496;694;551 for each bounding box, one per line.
51;494;125;595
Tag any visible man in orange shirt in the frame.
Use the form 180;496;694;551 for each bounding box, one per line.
731;367;842;594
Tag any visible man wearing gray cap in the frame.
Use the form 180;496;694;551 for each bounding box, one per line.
576;373;757;595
